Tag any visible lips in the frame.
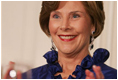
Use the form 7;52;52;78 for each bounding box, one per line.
58;35;77;41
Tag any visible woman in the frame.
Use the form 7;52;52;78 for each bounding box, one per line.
4;1;117;79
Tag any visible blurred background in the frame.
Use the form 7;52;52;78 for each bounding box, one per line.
1;1;117;78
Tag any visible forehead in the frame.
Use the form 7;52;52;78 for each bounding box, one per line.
56;1;86;13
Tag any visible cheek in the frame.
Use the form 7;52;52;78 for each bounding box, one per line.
49;20;59;35
70;19;92;35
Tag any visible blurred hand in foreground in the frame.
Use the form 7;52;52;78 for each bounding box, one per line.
3;61;22;79
85;65;104;79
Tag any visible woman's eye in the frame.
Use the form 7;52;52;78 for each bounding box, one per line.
53;14;60;19
73;14;80;18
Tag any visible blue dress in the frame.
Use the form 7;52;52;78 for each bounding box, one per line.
22;48;117;79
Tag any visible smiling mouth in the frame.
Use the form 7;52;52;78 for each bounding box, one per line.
59;35;77;41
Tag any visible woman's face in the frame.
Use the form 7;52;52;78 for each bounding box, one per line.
49;1;95;54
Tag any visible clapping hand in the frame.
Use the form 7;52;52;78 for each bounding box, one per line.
3;61;22;79
85;65;104;79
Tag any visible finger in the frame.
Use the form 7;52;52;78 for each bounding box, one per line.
16;70;22;79
3;67;13;79
88;71;95;79
9;61;15;65
85;69;90;77
85;69;95;79
85;71;91;79
86;76;90;79
3;61;15;79
93;65;104;79
9;61;15;68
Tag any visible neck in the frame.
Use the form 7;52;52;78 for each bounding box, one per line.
58;46;90;74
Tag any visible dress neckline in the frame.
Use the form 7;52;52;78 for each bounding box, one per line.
43;48;109;79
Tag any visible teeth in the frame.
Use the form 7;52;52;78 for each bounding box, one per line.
60;36;75;39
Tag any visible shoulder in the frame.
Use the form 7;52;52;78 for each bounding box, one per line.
32;64;49;73
31;64;51;79
98;63;117;79
92;48;117;79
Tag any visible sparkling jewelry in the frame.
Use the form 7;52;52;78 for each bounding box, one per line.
9;70;16;78
51;39;56;50
90;31;95;50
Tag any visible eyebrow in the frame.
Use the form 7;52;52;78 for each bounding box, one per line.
70;11;84;14
52;10;84;14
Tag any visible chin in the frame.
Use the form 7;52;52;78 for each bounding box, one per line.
59;47;76;54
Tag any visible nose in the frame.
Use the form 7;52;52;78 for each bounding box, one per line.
60;18;71;30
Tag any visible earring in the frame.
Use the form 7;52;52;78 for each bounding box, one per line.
51;39;56;51
90;31;95;50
